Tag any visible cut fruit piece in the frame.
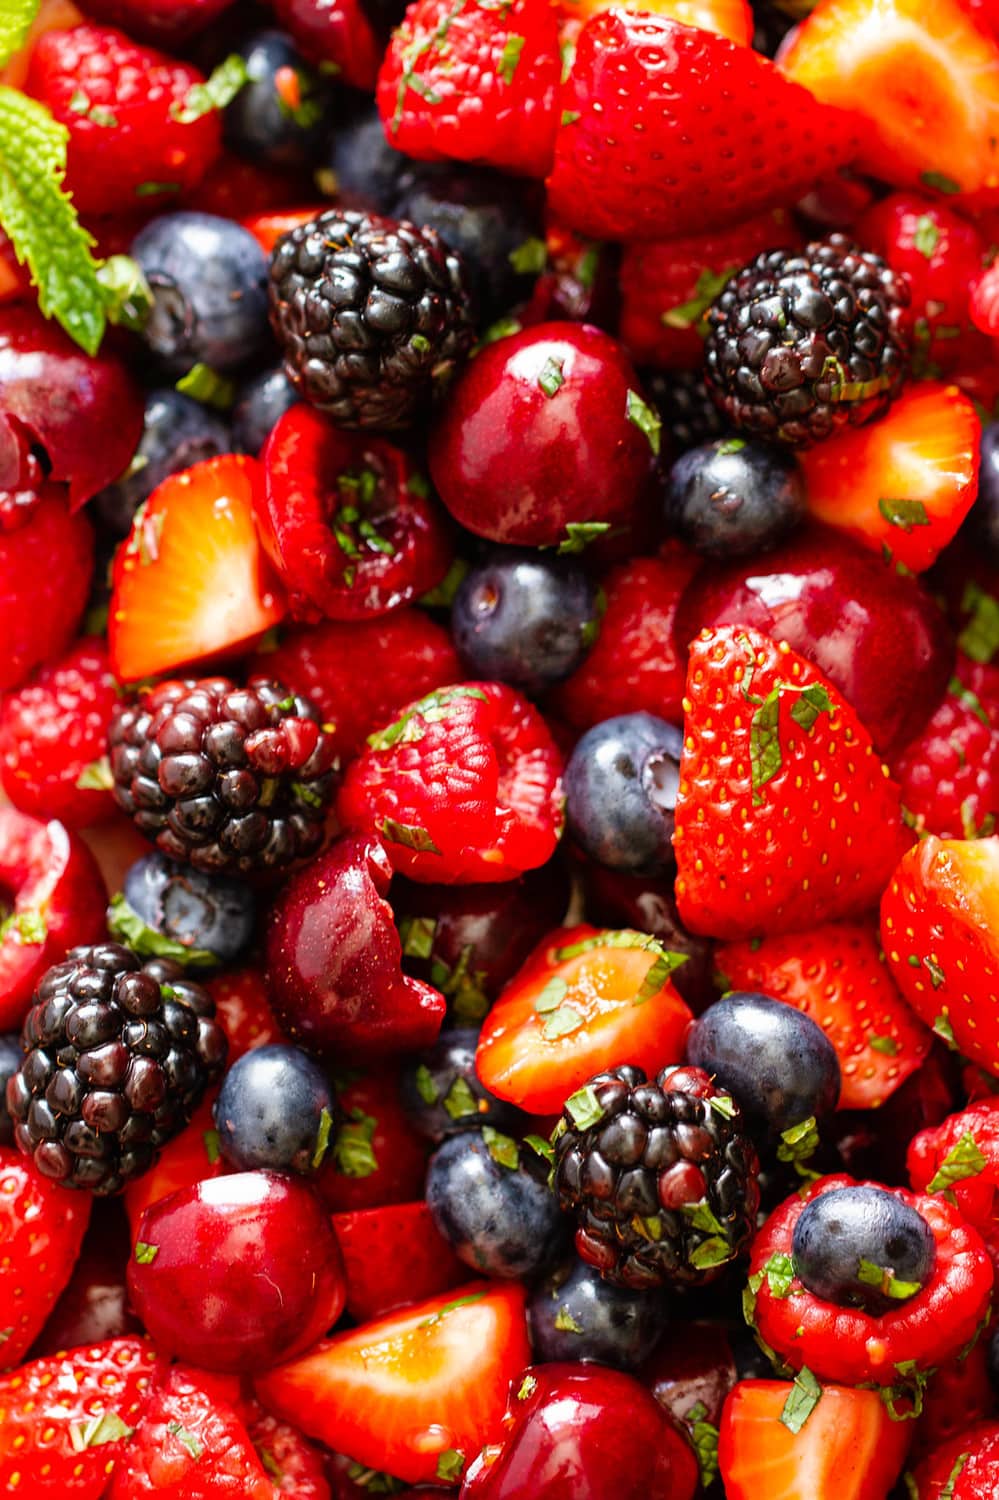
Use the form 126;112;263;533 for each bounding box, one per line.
108;454;287;682
254;1281;531;1487
331;1202;466;1322
799;384;980;574
780;0;999;196
556;0;753;44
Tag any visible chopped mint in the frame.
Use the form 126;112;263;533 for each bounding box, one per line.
780;1367;822;1433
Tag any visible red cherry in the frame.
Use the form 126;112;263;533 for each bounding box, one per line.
428;322;655;547
127;1170;346;1373
460;1363;699;1500
272;0;384;90
678;524;954;756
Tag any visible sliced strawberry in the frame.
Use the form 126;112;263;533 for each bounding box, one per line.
558;0;752;45
254;1282;531;1488
547;14;858;241
716;920;932;1110
206;968;283;1064
108;454;287;684
0;1146;91;1367
674;625;909;941
242;207;327;256
123;1093;226;1239
799;383;981;574
718;1379;911;1500
780;0;999;197
331;1201;466;1322
0;1336;165;1497
315;1066;429;1215
882;835;999;1077
475;924;693;1115
376;0;561;179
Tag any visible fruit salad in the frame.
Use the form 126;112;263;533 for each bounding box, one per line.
1;1;999;1497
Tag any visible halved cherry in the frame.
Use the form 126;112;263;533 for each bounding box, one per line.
254;1281;532;1487
259;405;453;622
475;924;694;1115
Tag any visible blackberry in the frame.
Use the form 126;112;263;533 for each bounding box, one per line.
643;368;728;453
268;208;476;431
6;942;227;1194
704;234;911;447
552;1064;760;1290
108;677;336;876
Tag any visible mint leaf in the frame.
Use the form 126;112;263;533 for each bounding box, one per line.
920;170;962;195
926;1132;986;1193
311;1105;334;1170
435;1451;465;1483
482;1125;519;1170
134;1241;159;1264
97;254;152;332
750;686;782;799
634;948;688;1004
508;236;547;274
661;264;736;331
168;1421;204;1461
533;976;569;1015
332;1109;379;1177
868;1034;899;1056
541;1003;584;1040
0;0;39;69
554;1306;584;1333
538;355;564;398
106;892;219;969
377;817;442;855
523;1133;554;1165
625;388;661;455
0;87;106;354
175;362;236;410
172;54;250;123
940;1453;971;1500
399;914;436;959
959;582;999;664
414;1064;438;1105
690;1235;733;1270
556;521;610;554
950;675;992;727
564;1084;605;1130
69;1409;134;1451
913;215;940;258
878;496;930;532
517;1374;538;1400
0;909;47;945
442;1075;478;1121
763;1251;795;1298
76;756;114;791
497;34;524;84
780;1367;822;1433
203;1128;221;1165
789;683;832;732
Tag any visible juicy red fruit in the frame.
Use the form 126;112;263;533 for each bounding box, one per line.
337;683;565;883
259;405;453;621
0;491;95;692
0;1146;92;1367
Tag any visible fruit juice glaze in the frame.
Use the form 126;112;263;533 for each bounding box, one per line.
1;0;999;1497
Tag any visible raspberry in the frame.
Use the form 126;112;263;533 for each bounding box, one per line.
24;23;222;217
890;654;999;840
0;491;94;693
0;637;119;828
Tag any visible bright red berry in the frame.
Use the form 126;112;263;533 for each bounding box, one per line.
377;0;561;179
316;1064;430;1215
910;1422;999;1500
331;1201;466;1322
548;13;857;241
25;23;223;216
0;490;94;692
0;637;120;827
890;654;999;840
206;968;284;1064
909;1099;999;1272
0;1146;91;1367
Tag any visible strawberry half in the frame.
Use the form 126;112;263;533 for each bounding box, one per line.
546;13;858;241
716;920;931;1110
254;1282;532;1487
799;383;981;574
558;0;753;46
881;835;999;1078
780;0;999;198
108;455;287;684
0;1146;91;1367
674;625;909;941
718;1379;911;1500
474;924;693;1115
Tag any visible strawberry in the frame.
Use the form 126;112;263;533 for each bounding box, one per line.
890;653;999;841
254;610;460;764
376;0;561;180
123;1093;226;1239
107;1363;275;1500
0;1336;165;1497
799;384;981;575
243;1403;331;1500
474;924;693;1114
108;455;287;684
24;23;222;216
206;968;283;1064
242;207;328;257
716;920;932;1110
910;1423;999;1499
336;682;564;884
546;13;858;242
909;1099;999;1270
855;194;994;377
915;1342;997;1460
0;637;120;828
547;549;701;733
331;1201;466;1322
315;1065;429;1214
254;1282;532;1487
618;208;800;370
881;835;999;1077
779;0;999;198
558;0;752;46
718;1379;912;1500
673;625;909;941
747;1174;994;1387
0;491;94;693
0;1146;91;1367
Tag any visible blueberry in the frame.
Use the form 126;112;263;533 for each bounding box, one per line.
214;1043;337;1175
452;550;601;696
130;212;271;375
792;1185;936;1315
686;992;840;1137
391;165;545;321
326;105;411;213
94;389;232;537
232;366;299;455
223;31;335;169
971;420;999;564
400;1026;524;1144
426;1129;568;1279
565;713;682;877
663;437;806;559
0;1033;23;1146
118;853;256;969
528;1257;670;1369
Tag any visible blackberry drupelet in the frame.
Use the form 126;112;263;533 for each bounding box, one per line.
552;1063;760;1290
643;367;729;453
6;942;227;1194
268;208;476;431
704;233;911;447
108;677;336;876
